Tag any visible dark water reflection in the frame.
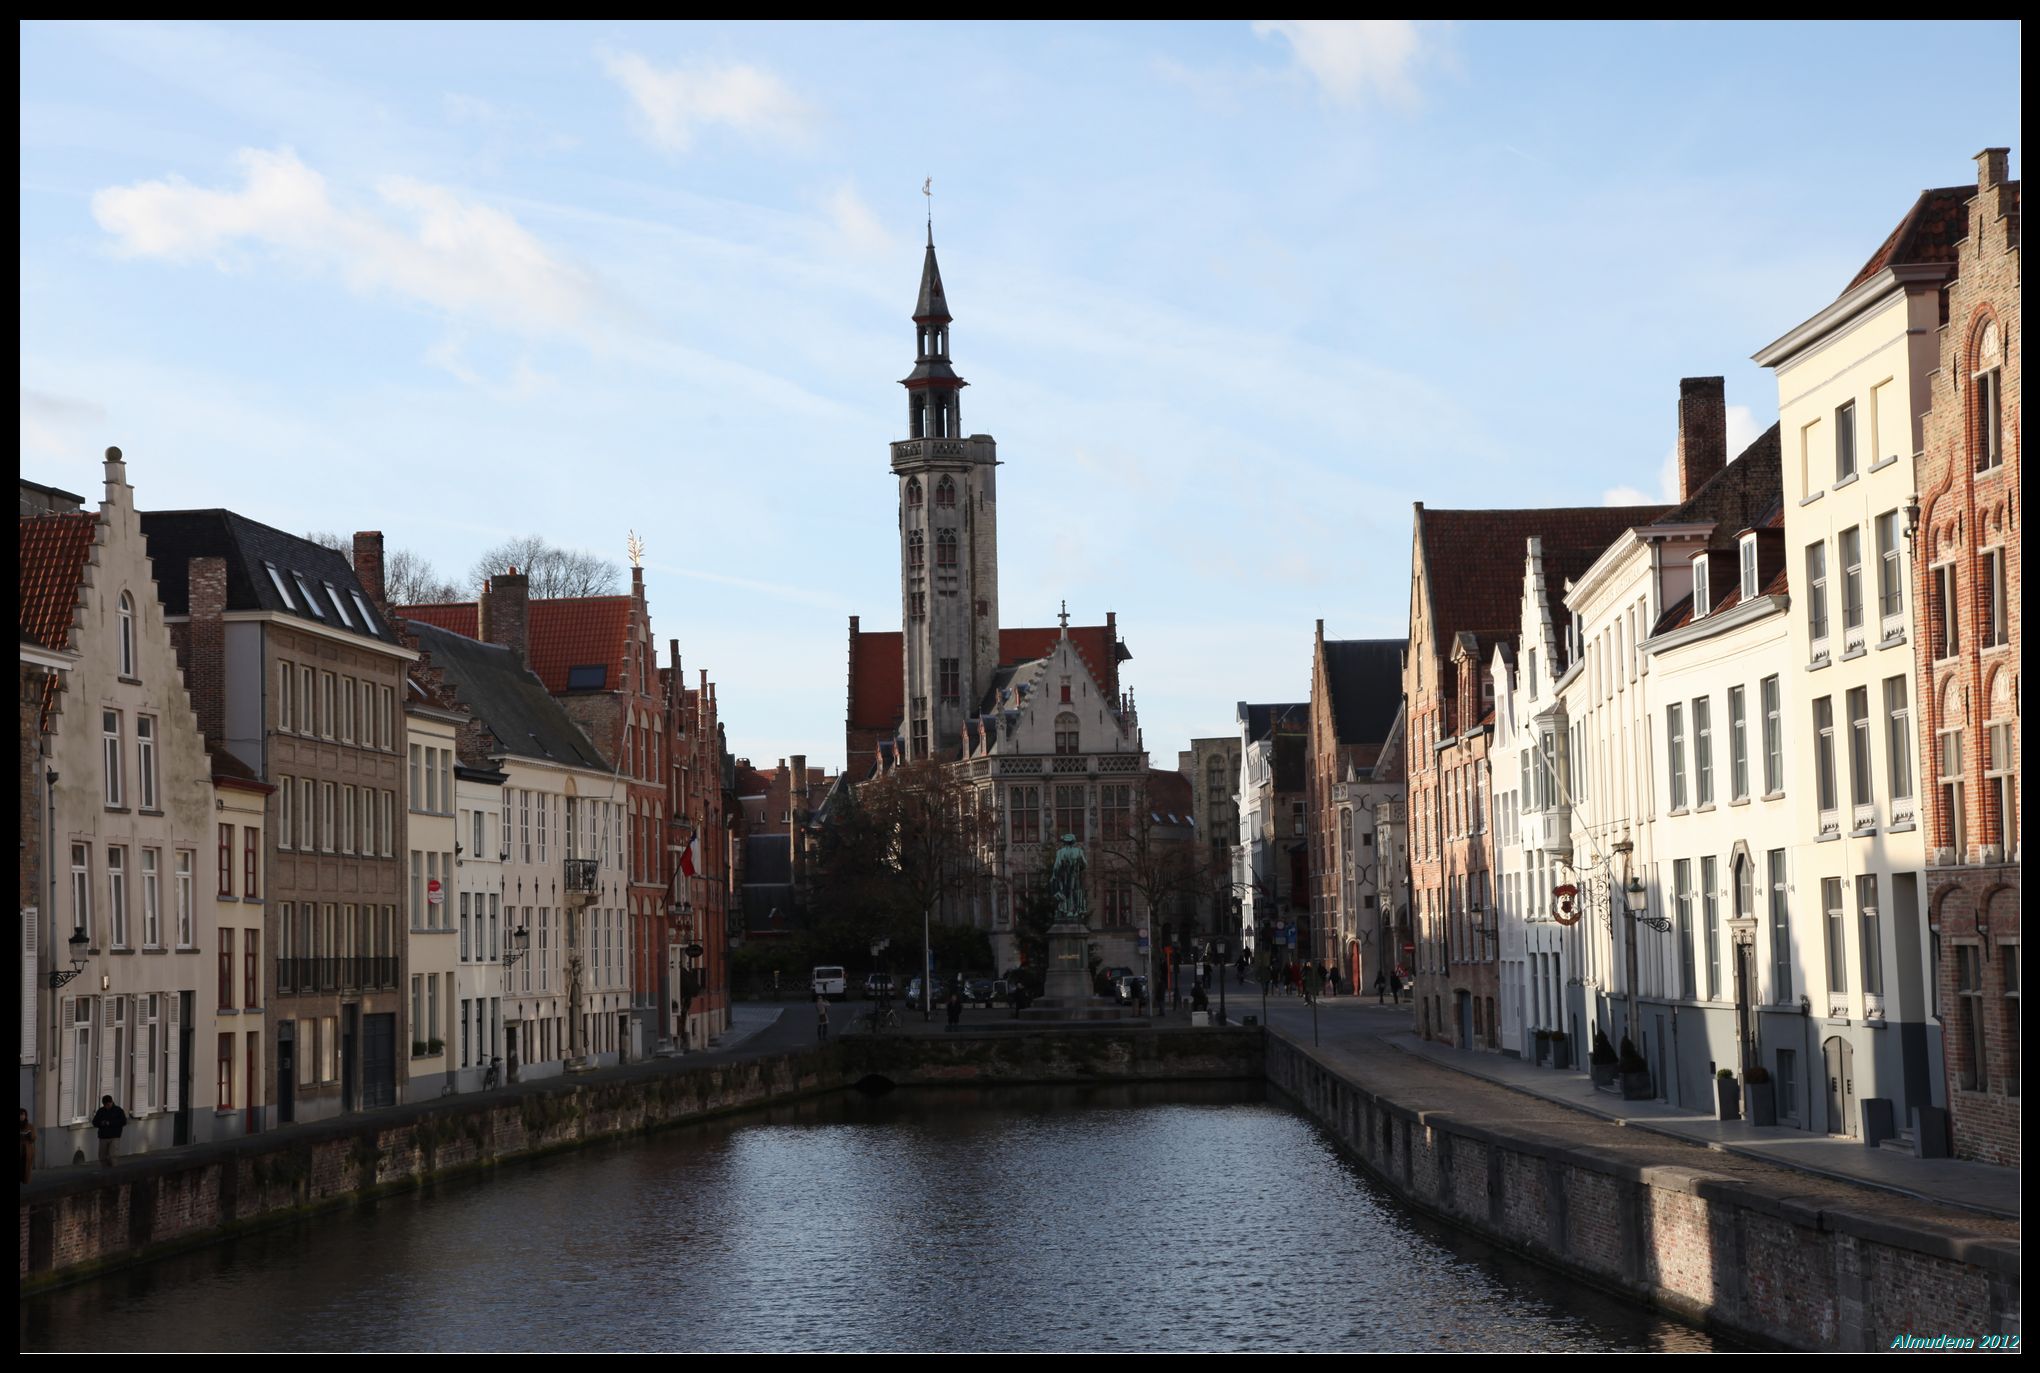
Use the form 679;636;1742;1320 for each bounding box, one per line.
20;1082;1719;1352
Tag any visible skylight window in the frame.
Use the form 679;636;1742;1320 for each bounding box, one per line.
264;562;295;609
566;665;608;691
294;574;324;617
350;592;378;632
325;584;354;627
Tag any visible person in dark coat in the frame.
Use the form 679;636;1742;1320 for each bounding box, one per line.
91;1095;127;1168
945;984;964;1026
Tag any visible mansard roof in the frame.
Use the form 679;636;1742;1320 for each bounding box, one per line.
404;619;607;771
400;595;638;697
139;508;400;646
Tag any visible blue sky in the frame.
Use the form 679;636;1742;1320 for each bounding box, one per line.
20;21;2022;769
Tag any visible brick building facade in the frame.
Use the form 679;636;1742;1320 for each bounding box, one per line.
1914;149;2021;1166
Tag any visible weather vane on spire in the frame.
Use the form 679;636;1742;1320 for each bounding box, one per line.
627;530;644;569
923;176;933;237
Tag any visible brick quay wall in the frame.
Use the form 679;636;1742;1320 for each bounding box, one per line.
1264;1031;2020;1351
20;1027;1262;1291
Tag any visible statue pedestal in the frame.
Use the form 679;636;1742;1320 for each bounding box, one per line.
1043;922;1093;1006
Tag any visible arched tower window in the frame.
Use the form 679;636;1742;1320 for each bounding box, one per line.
907;529;925;570
906;476;923;509
935;476;956;508
118;592;135;678
936;530;957;568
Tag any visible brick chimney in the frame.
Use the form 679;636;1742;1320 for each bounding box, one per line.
352;531;386;607
1676;377;1727;501
478;568;530;668
790;752;810;902
186;556;228;752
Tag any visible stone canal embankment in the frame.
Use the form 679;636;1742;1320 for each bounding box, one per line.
1263;1029;2020;1352
19;1026;1262;1290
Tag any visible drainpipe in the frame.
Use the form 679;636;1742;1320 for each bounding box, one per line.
44;759;60;1161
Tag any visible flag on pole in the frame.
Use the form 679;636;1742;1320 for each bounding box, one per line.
678;832;701;879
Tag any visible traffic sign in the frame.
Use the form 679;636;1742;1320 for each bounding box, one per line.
427;878;444;906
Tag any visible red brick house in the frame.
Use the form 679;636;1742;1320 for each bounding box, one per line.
1305;625;1403;981
1913;149;2021;1166
662;649;734;1047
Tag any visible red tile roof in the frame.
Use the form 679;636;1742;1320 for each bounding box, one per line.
846;623;1122;736
18;513;97;651
1416;506;1664;656
1845;186;1972;294
399;596;637;697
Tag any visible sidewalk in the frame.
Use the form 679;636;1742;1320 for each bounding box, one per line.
1385;1031;2020;1220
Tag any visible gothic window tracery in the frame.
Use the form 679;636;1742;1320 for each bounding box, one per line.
906;477;923;509
908;529;925;570
936;476;956;508
937;529;958;568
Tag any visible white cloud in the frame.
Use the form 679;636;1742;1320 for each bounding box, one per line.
1603;404;1766;506
824;183;892;256
600;50;809;153
1251;20;1426;107
20;386;108;460
91;147;601;342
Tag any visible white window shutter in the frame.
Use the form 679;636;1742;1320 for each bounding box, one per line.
130;996;146;1115
98;995;118;1110
20;907;38;1066
58;994;76;1121
165;994;182;1112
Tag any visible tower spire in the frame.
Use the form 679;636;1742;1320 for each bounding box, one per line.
902;206;963;441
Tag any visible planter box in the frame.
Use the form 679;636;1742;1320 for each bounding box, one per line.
1619;1069;1654;1100
1716;1079;1742;1121
1746;1081;1777;1126
1549;1040;1571;1070
1534;1037;1551;1067
1589;1061;1618;1090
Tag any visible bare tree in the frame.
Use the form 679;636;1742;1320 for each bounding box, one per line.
856;760;995;1012
301;531;461;605
1099;771;1204;999
466;535;621;600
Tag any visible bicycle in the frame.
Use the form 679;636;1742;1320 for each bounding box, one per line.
864;1004;899;1034
482;1057;501;1090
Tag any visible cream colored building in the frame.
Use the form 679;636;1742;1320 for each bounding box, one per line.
24;452;219;1165
452;764;507;1092
1754;254;1941;1142
402;700;462;1098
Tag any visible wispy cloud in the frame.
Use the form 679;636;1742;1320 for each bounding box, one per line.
1603;404;1765;505
20;386;109;461
91;147;603;343
600;50;810;153
1251;20;1429;107
823;183;892;256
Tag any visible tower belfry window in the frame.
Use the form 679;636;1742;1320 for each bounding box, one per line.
937;530;957;568
908;529;925;570
906;477;923;509
936;477;956;508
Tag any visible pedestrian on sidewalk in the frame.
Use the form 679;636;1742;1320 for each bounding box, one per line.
20;1107;35;1184
945;983;964;1027
91;1095;127;1168
1389;968;1405;1003
816;992;831;1044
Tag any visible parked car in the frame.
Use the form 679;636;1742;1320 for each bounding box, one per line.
862;972;896;1001
1114;975;1148;1006
903;976;934;1009
812;966;848;1000
965;978;997;1008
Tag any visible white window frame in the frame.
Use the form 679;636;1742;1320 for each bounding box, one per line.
1691;555;1710;620
103;709;124;808
136;714;157;810
1740;534;1760;601
141;848;161;948
175;850;195;947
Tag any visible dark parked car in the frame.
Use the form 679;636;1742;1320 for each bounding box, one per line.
965;978;997;1008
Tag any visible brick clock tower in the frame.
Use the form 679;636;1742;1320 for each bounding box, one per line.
893;229;1000;760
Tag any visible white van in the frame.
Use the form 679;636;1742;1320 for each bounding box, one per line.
812;966;848;1000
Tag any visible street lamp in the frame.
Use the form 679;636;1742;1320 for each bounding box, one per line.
47;929;89;990
1216;937;1229;1024
503;924;531;968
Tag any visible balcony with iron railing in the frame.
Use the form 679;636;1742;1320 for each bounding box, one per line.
565;857;599;892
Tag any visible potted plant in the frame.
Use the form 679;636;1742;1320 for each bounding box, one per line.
1589;1027;1619;1090
412;1040;429;1057
1715;1067;1742;1120
1743;1065;1777;1126
1618;1036;1653;1100
428;1037;444;1055
1548;1031;1571;1071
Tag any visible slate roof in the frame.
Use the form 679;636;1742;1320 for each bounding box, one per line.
139;509;399;645
1844;186;1973;294
1416;505;1665;655
1320;640;1403;747
1649;424;1784;550
403;619;607;770
914;236;952;323
1146;769;1195;827
1243;702;1309;743
398;596;636;697
18;512;97;650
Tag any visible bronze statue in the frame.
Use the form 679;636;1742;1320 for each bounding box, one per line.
1050;832;1088;926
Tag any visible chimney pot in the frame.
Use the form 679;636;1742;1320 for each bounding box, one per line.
479;569;531;668
352;531;386;606
1675;376;1727;501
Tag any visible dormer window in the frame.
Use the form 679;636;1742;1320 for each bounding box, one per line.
264;562;295;609
294;573;324;618
1691;555;1711;621
1740;534;1760;601
324;583;354;627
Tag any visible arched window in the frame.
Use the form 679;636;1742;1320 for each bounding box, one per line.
118;593;136;678
905;477;923;509
936;530;957;568
907;529;925;569
1974;319;2003;472
935;476;956;508
1055;713;1080;756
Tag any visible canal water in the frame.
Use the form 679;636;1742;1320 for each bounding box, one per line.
20;1082;1719;1352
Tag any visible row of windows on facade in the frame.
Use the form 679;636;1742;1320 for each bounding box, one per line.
998;783;1150;844
904;529;961;570
271;902;399;994
68;840;227;949
260;560;381;635
58;991;184;1124
1795;354;2004;498
275;659;397;750
902;476;960;509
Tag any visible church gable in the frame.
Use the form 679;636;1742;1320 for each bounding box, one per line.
982;635;1134;759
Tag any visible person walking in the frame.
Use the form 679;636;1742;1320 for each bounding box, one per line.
1389;967;1405;1004
91;1095;127;1168
816;992;831;1043
945;982;964;1027
19;1108;35;1184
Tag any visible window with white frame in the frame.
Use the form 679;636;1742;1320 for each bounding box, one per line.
1985;722;2016;851
1834;400;1857;482
71;843;91;940
1762;675;1783;795
141;848;161;948
1806;542;1829;643
1938;728;1966;860
1876;512;1902;622
1856;874;1883;998
1702;854;1721;1000
1884;677;1913;805
1740;535;1760;600
1981;549;2007;648
1847;687;1873;811
1728;685;1749;802
136;715;157;809
1974;329;2003;471
1675;859;1696;1000
1813;697;1838;818
1823;877;1847;995
1691;555;1710;619
118;592;136;677
1840;526;1864;633
1931;564;1959;660
107;846;128;947
301;666;315;735
1666;702;1687;810
102;709;124;807
1768;848;1791;1002
321;782;336;851
176;850;194;946
1693;697;1714;806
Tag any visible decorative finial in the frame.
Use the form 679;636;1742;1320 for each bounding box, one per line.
1057;599;1069;632
627;530;645;569
923;176;933;242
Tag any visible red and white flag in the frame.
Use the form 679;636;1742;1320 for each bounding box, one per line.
678;832;701;880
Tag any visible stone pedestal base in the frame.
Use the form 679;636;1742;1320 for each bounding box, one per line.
1044;922;1094;1006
